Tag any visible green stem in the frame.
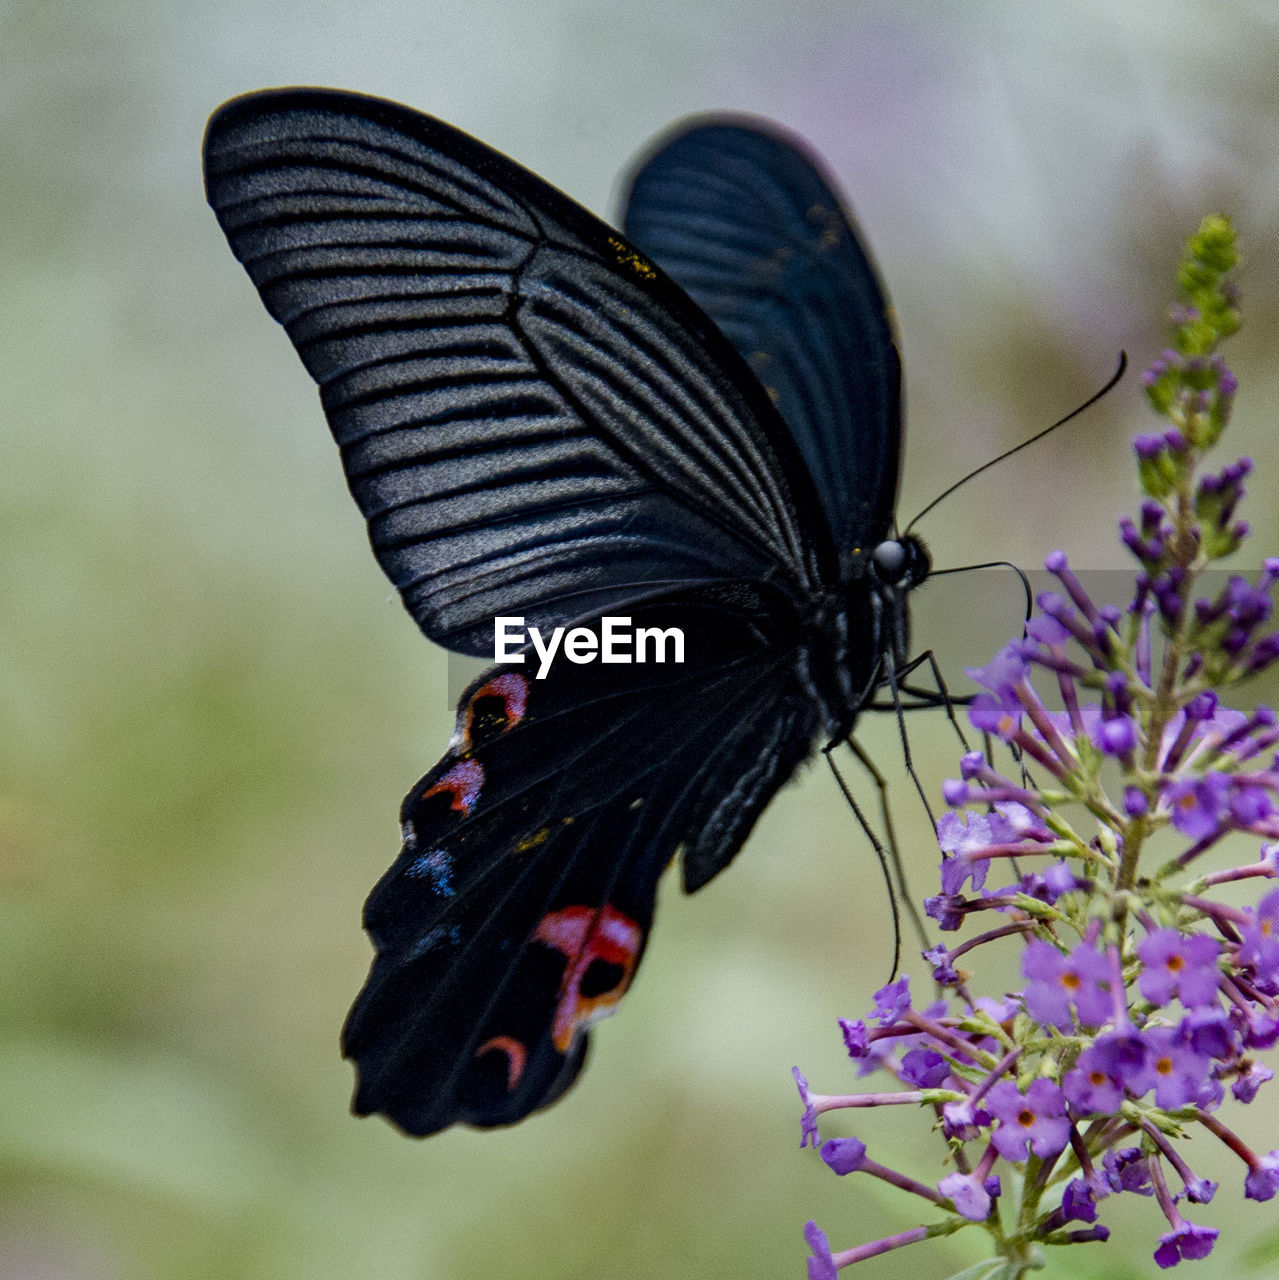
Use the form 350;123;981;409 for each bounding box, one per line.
1118;476;1204;891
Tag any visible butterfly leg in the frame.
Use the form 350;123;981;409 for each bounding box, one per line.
895;648;972;754
873;648;943;843
844;738;930;949
822;742;931;981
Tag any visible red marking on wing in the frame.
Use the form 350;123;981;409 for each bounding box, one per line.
534;904;642;1052
423;758;485;814
475;1035;528;1090
465;671;529;746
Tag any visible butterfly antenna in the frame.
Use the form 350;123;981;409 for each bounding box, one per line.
823;745;904;979
903;352;1127;536
929;559;1033;628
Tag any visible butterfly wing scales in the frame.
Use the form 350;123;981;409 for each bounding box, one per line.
341;598;818;1133
622;117;902;559
203;90;834;655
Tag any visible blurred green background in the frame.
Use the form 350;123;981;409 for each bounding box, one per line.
5;1;1279;1276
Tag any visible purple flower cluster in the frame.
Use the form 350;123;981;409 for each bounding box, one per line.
795;219;1279;1275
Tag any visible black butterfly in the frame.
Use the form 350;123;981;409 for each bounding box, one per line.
203;89;929;1135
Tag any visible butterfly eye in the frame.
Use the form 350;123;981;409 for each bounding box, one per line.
871;539;908;584
871;537;930;589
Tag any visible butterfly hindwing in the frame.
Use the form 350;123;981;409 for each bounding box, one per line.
341;595;818;1133
622;118;902;560
202;90;837;655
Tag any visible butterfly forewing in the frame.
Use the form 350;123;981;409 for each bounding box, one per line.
203;90;834;655
622;119;902;561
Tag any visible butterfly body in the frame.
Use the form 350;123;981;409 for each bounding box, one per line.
204;89;926;1135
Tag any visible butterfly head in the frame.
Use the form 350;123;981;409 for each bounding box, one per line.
868;534;930;676
805;534;932;740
